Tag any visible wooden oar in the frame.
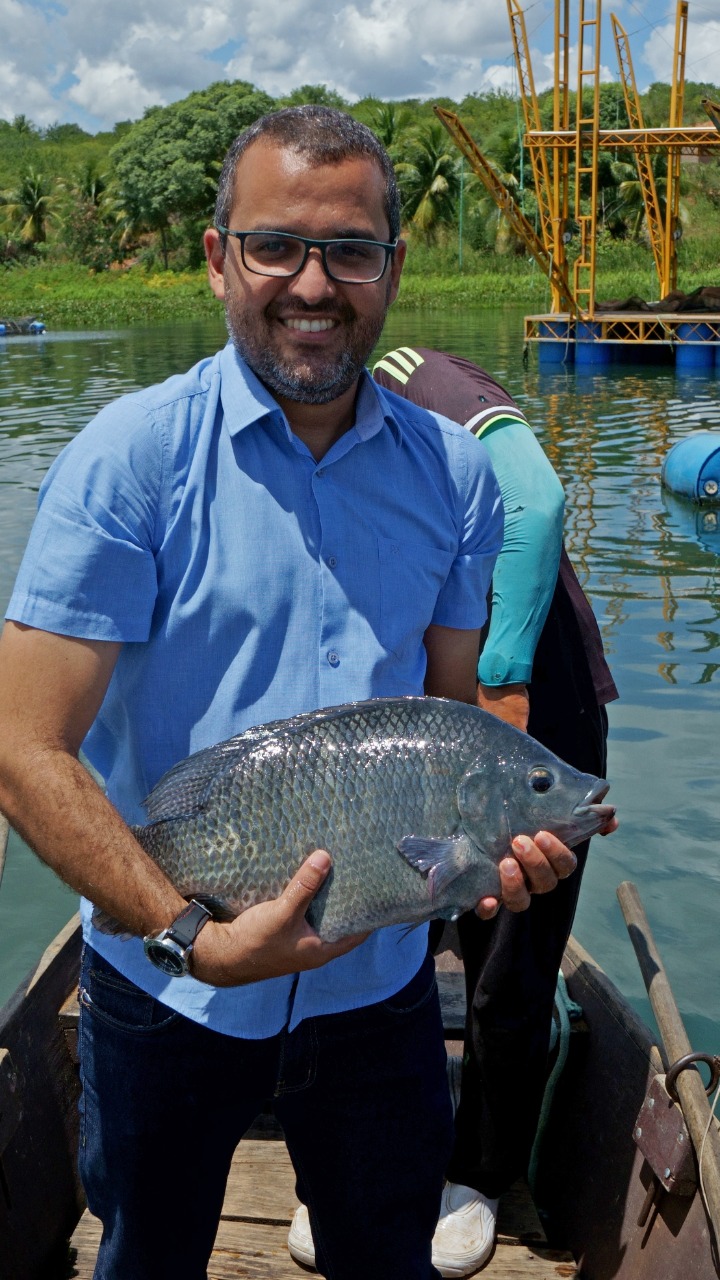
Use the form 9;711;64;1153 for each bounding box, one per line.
617;880;720;1240
0;813;7;894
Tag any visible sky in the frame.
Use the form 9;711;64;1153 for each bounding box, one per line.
2;0;720;134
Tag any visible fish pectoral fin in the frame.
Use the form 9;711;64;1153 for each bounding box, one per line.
397;834;474;905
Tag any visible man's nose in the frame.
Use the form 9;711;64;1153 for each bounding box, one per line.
287;247;336;303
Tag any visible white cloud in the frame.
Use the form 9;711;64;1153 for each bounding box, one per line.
67;56;162;124
642;19;720;87
0;57;62;126
225;0;521;102
3;0;716;132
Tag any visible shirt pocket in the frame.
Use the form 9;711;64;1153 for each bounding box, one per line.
377;535;456;657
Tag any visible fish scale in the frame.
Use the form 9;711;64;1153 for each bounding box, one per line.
124;697;613;943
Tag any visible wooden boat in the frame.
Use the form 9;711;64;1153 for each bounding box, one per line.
1;811;718;1279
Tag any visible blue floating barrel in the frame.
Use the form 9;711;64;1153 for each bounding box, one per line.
575;321;611;367
675;322;718;372
537;319;573;366
661;431;720;502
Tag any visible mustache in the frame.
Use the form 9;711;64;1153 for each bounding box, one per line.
268;298;353;322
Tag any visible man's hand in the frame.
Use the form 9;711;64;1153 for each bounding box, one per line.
476;681;530;732
190;850;369;986
474;815;618;920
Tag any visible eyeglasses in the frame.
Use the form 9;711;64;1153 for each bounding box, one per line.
216;227;397;284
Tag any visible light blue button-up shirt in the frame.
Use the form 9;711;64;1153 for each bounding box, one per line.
7;342;503;1036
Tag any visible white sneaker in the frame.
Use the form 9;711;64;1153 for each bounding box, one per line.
286;1059;474;1274
432;1183;499;1277
288;1203;317;1269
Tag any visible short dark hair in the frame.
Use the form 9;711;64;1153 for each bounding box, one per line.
214;105;400;244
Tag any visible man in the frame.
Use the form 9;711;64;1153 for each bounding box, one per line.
0;110;583;1280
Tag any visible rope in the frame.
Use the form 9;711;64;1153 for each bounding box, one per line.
528;971;582;1196
0;813;8;893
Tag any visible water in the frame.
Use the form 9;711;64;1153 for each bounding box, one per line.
1;307;718;1060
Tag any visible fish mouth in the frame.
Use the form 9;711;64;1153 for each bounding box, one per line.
572;781;615;826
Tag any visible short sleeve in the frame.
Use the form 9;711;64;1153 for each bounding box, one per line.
6;400;164;642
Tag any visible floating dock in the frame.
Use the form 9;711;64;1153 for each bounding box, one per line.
525;311;720;370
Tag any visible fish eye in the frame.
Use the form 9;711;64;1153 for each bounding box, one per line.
529;767;554;794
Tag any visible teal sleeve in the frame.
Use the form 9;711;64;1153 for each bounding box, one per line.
476;418;565;686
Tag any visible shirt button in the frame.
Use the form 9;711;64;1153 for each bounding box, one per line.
327;555;337;569
327;651;340;667
316;467;326;477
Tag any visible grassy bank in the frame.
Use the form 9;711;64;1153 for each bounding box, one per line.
1;253;718;327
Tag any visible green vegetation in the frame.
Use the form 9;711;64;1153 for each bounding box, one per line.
1;79;719;325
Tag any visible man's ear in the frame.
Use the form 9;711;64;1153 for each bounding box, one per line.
387;238;407;306
204;228;226;301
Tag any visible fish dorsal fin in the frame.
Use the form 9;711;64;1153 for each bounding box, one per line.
141;696;442;825
141;725;276;823
397;834;475;906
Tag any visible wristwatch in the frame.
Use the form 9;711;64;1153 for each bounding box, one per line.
143;900;212;977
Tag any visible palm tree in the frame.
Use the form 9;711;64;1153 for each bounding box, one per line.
395;124;461;239
608;156;687;243
370;103;413;157
1;168;60;245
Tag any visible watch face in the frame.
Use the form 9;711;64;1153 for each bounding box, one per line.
144;939;187;977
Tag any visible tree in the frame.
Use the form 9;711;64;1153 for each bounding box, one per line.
1;168;60;245
109;80;274;268
369;102;413;155
395;124;461;239
58;162;114;270
278;84;349;109
11;114;37;136
607;154;688;242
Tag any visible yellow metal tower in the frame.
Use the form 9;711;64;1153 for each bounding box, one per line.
611;14;666;289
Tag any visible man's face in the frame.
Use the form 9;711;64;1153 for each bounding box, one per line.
205;141;405;406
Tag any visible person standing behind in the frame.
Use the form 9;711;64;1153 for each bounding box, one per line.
0;114;581;1280
288;343;618;1275
375;346;618;1276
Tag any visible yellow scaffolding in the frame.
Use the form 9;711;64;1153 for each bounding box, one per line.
664;1;689;296
611;14;665;289
506;0;556;256
433;106;581;316
439;0;720;323
573;0;602;315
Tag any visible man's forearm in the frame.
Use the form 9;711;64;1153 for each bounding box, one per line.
0;746;188;938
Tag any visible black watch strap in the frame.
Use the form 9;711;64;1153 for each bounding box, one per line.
166;900;212;947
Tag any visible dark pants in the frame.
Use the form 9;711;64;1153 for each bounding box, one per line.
78;947;454;1280
432;698;609;1199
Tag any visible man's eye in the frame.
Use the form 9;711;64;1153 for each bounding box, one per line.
254;238;294;257
334;242;374;260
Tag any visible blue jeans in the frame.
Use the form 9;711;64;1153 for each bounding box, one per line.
78;946;453;1280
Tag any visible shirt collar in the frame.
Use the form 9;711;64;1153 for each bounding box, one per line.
218;342;403;448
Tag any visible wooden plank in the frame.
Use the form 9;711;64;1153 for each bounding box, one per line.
221;1140;300;1222
70;1207;574;1279
70;1135;574;1279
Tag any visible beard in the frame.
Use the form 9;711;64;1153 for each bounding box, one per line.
223;285;391;406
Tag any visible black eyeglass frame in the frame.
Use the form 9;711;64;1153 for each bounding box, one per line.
215;226;398;284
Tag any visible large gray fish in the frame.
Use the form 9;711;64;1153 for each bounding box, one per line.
121;697;613;942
